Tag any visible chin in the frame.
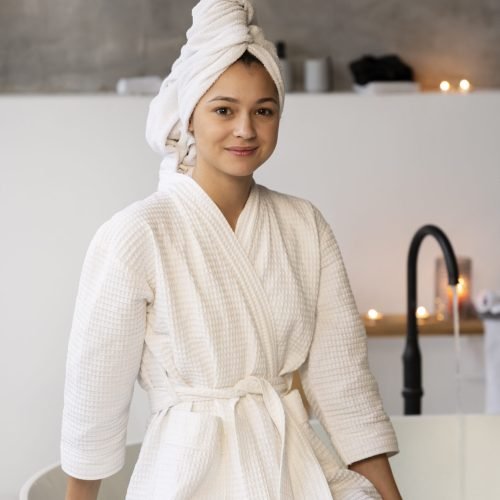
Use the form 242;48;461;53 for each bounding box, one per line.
225;169;258;178
221;163;261;177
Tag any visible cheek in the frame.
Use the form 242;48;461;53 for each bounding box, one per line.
192;121;227;155
262;121;279;145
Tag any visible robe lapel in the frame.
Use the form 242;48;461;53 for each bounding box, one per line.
164;172;279;374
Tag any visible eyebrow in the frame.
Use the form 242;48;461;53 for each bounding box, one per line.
207;96;279;105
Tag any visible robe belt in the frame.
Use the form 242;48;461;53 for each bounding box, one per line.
148;375;292;415
148;374;293;497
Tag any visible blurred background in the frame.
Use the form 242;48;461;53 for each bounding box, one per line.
3;0;500;92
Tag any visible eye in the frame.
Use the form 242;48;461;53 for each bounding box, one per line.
214;107;231;116
256;108;274;116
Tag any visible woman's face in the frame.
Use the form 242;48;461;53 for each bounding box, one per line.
189;60;280;180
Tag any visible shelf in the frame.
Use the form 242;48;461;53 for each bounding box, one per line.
363;314;483;337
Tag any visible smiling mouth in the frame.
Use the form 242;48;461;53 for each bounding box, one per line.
225;146;258;156
226;146;258;151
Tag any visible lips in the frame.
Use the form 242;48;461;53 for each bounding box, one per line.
226;146;258;152
225;146;258;157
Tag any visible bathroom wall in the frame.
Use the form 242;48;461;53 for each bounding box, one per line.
1;91;499;499
2;0;500;92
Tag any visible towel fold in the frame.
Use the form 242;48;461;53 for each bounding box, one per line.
145;0;284;180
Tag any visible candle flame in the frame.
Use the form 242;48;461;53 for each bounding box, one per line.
367;309;382;320
457;276;467;296
459;79;471;92
440;81;451;92
416;306;430;319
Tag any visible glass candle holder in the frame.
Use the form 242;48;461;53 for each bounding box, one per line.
435;256;476;320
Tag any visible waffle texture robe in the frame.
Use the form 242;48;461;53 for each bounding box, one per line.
61;170;398;499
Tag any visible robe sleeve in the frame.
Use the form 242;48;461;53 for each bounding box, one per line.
299;208;399;466
60;218;153;480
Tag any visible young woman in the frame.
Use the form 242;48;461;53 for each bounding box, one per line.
61;1;401;499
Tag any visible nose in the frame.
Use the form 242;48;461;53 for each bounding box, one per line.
233;113;257;140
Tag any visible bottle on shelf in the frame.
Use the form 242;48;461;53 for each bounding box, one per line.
276;41;293;92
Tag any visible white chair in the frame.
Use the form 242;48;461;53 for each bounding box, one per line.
19;443;141;500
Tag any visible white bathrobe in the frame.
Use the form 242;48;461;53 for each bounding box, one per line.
61;170;398;499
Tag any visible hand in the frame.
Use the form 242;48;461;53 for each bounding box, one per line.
65;476;101;500
349;453;402;500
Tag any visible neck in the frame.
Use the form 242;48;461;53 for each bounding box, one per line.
191;166;254;230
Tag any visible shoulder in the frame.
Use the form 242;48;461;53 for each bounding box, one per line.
257;183;328;235
88;192;167;268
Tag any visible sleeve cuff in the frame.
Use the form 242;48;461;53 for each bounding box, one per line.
60;443;125;480
341;434;400;466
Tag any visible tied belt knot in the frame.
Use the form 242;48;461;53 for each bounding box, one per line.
148;374;294;496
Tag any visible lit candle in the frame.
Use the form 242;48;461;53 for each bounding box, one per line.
367;309;383;321
416;306;430;319
435;256;475;320
445;274;472;317
440;80;451;93
459;79;471;93
456;276;469;306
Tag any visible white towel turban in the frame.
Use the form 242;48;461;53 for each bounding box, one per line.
145;0;285;180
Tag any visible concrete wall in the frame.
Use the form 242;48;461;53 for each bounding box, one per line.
1;92;499;498
2;0;500;92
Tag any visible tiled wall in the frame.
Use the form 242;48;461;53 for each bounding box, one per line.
2;0;500;92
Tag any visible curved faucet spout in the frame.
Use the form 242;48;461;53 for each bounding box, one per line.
403;224;459;415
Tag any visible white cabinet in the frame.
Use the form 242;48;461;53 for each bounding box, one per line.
367;335;485;415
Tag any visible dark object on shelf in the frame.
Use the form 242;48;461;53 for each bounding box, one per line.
276;41;287;59
350;55;414;85
275;40;293;92
403;225;459;415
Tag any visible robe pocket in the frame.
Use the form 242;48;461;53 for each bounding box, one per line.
162;408;222;450
152;409;223;499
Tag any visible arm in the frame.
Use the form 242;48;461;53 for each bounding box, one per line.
349;454;402;500
65;477;101;500
61;219;153;483
299;207;399;483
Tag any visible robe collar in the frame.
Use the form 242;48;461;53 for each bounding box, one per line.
157;167;259;243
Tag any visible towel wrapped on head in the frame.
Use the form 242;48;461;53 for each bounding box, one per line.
145;0;285;183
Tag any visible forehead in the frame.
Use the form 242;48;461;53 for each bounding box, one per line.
202;61;278;101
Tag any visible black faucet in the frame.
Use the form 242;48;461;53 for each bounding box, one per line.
403;225;459;415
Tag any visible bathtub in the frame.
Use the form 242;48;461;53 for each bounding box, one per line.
312;414;500;500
